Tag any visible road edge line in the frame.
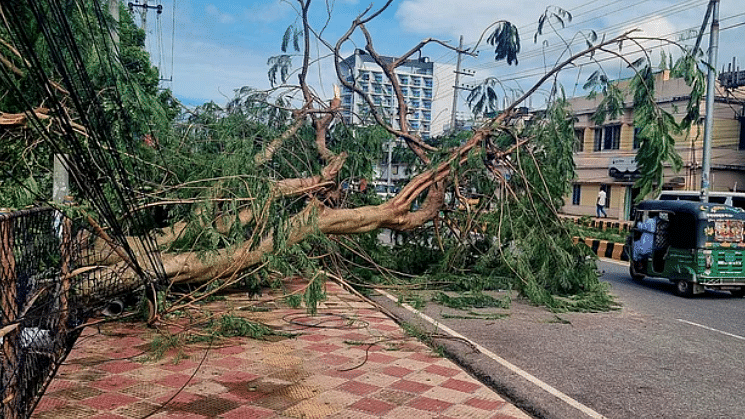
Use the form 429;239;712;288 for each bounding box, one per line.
677;319;745;341
376;289;607;419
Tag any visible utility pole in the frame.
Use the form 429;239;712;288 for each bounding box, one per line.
52;155;69;204
109;0;119;44
127;1;162;35
450;36;474;132
386;141;393;195
701;0;720;203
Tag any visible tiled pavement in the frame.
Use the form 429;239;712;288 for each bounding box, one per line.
32;280;531;419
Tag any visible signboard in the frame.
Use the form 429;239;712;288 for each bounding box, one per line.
608;157;639;180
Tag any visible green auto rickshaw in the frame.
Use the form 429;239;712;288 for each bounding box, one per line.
627;200;745;297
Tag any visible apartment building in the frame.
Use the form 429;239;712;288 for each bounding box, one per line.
563;70;745;220
339;50;455;185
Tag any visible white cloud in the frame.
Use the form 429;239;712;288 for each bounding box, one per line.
395;0;552;44
205;4;236;24
171;40;270;105
243;2;293;23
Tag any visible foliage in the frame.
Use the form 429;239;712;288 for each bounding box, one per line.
329;97;615;312
2;0;714;323
569;221;627;244
146;314;292;360
266;23;303;87
0;1;172;209
215;314;288;339
267;55;294;87
534;6;573;43
440;312;508;320
630;64;685;199
486;22;521;66
586;75;625;126
400;323;445;357
432;291;511;310
467;77;500;118
584;52;705;200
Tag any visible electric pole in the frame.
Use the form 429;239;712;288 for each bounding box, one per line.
701;0;720;203
109;0;119;44
127;1;163;36
450;36;474;132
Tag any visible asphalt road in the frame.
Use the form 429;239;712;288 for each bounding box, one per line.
371;258;745;419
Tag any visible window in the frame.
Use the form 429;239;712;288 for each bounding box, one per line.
668;214;697;249
594;125;621;151
398;75;409;85
739;117;745;150
574;129;584;152
604;125;621;150
633;127;642;149
572;184;581;205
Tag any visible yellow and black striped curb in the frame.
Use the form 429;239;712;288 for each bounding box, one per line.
560;215;632;233
573;237;629;261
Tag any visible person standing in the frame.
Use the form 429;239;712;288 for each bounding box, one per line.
596;187;607;218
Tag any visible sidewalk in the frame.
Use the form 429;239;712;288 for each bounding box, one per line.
32;280;531;419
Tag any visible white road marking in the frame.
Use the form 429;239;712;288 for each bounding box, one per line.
597;259;745;342
377;289;607;419
677;319;745;341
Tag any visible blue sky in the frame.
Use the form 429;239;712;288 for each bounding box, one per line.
133;0;745;109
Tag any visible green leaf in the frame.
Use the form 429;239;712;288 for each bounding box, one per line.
487;22;520;65
628;57;646;69
281;26;292;53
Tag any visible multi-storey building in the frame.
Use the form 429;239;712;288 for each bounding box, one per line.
563;70;745;220
339;50;455;186
339;49;455;140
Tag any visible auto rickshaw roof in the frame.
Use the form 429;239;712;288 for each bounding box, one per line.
635;200;745;220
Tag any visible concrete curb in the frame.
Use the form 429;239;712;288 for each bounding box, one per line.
573;237;629;261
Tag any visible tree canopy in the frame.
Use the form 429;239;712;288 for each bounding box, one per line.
0;0;712;319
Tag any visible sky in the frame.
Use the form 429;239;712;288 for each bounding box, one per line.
131;0;745;111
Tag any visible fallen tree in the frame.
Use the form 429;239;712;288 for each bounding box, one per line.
1;0;710;317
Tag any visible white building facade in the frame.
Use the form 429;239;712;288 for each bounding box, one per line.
339;49;455;141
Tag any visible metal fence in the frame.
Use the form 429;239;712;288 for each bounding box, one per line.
0;207;145;419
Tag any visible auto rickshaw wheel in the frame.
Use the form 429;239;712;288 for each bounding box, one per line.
675;280;694;298
730;288;745;298
629;261;645;281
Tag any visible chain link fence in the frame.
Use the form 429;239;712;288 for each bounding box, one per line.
0;207;149;419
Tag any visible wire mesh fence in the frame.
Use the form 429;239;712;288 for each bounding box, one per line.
0;207;151;419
